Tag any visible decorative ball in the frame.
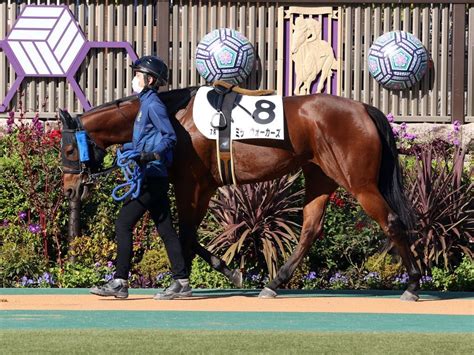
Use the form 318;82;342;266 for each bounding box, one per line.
195;28;255;85
367;31;428;90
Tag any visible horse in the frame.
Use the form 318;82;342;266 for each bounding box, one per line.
60;87;421;301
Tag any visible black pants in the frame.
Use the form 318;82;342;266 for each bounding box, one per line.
114;177;188;280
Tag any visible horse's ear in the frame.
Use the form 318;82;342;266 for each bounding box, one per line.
59;109;73;129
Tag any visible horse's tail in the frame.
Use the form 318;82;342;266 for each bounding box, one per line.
364;104;415;231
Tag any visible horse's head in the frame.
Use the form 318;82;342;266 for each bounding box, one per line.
59;90;195;201
59;109;108;201
291;17;321;55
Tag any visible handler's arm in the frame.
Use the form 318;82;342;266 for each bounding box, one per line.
148;100;177;158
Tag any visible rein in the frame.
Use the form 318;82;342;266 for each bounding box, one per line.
111;149;143;201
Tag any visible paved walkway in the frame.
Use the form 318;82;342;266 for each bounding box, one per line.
1;289;473;332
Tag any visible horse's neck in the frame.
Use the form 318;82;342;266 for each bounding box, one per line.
82;102;138;148
81;88;197;148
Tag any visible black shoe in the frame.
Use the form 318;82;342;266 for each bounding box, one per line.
90;278;129;299
154;279;192;300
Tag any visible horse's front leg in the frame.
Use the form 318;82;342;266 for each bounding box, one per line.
174;180;243;287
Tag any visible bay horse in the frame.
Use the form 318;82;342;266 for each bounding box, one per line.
60;87;421;301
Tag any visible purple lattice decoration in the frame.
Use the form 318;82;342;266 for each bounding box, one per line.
0;5;138;112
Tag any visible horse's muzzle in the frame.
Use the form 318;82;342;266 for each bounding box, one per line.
64;182;90;202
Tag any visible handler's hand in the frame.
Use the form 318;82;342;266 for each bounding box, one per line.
134;152;160;165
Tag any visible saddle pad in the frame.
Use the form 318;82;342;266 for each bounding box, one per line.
193;86;284;140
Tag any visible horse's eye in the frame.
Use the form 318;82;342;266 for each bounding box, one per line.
65;146;74;155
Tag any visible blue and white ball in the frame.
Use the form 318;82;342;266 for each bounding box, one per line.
368;31;428;90
195;28;255;85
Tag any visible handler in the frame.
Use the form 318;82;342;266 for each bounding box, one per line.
90;56;191;300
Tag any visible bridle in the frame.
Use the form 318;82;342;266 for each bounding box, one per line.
60;113;117;184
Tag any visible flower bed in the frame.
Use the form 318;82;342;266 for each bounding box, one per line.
0;109;472;291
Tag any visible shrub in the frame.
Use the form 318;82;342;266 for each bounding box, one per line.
301;270;325;290
431;267;454;291
190;257;233;289
0;216;48;286
207;173;304;279
432;256;474;292
51;262;110;288
404;140;473;271
0;108;66;264
364;253;402;288
328;272;349;290
68;235;116;267
453;256;474;291
135;248;170;287
0;237;47;287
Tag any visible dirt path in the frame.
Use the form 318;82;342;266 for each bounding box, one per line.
2;294;473;315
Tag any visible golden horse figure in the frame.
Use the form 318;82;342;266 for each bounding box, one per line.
60;87;421;300
291;17;338;95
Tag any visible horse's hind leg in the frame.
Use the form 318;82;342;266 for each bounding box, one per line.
174;179;243;287
354;185;421;301
259;165;337;298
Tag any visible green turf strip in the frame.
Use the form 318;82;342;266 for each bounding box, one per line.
1;330;473;354
1;288;473;299
1;310;472;333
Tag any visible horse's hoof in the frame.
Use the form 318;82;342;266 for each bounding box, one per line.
230;269;243;288
258;287;277;298
400;290;419;302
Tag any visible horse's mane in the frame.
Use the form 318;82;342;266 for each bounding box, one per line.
159;87;199;117
82;87;199;118
84;95;138;116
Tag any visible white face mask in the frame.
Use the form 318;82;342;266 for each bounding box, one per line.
132;76;144;93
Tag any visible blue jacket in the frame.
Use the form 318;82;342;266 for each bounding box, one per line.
124;89;176;177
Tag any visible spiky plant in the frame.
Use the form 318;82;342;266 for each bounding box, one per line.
208;173;304;279
406;140;473;271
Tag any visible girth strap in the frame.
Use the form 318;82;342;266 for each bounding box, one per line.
215;90;238;185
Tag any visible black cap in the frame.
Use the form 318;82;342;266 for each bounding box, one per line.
131;56;168;86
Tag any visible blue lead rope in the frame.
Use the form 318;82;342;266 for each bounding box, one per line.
111;149;143;201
